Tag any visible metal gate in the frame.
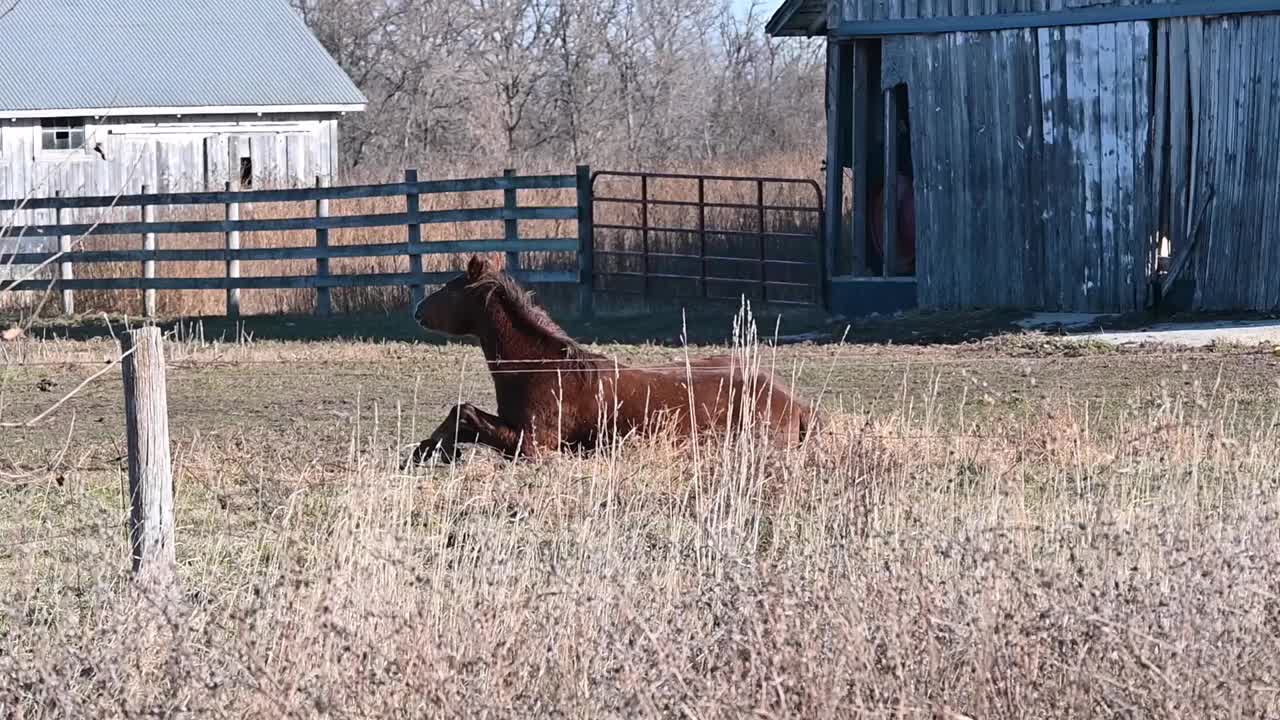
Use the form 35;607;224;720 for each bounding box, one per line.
590;171;825;307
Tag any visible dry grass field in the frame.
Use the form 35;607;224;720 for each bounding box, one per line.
2;303;1280;718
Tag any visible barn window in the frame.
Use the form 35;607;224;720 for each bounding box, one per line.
40;118;86;151
239;157;253;188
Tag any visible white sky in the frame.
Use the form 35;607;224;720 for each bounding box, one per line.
731;0;784;20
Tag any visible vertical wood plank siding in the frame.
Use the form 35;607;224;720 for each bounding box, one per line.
1163;13;1280;310
846;0;1279;312
902;21;1160;311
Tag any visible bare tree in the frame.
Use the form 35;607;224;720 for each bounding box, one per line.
291;0;824;172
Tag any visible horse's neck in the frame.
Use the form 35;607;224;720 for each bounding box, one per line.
478;299;567;366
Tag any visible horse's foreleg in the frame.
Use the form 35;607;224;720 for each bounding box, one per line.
453;404;542;460
411;403;539;464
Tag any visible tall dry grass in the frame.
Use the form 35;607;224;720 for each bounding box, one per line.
3;328;1279;717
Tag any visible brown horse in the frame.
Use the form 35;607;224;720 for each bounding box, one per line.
410;255;820;463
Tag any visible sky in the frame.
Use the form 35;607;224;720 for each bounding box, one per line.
731;0;784;20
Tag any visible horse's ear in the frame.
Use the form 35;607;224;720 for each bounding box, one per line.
466;255;490;281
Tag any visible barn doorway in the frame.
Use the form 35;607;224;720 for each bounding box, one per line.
834;39;917;282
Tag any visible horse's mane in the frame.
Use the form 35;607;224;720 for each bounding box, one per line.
469;271;601;364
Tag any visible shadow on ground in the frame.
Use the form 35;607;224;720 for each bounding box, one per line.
9;305;1037;348
14;292;1267;349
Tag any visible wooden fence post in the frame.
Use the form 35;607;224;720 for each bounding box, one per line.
119;326;175;582
224;182;241;318
56;191;74;315
405;169;424;308
575;165;594;318
503;168;520;276
314;175;332;316
142;185;157;316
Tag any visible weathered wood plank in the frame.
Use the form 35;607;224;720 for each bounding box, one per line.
1081;24;1104;311
1216;18;1241;309
984;31;1007;306
119;327;175;583
1037;27;1061;308
575;165;595;316
5;238;581;266
7;206;579;239
1011;29;1039;308
1148;20;1169;308
503;168;521;275
1197;18;1226;308
881;86;899;277
314;175;332;317
405;169;425;307
1117;22;1140;308
1186;17;1207;307
1063;26;1087;310
1166;18;1189;269
1098;21;1119;310
909;37;936;300
1236;17;1263;310
56;192;74;314
835;0;1280;37
942;35;962;303
225;182;241;318
9;270;579;293
142;186;157;316
1235;17;1258;309
1260;18;1280;309
0;174;578;212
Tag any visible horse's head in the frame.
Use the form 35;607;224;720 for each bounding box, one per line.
415;254;497;336
414;255;496;336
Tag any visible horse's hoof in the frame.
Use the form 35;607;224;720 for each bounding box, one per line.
409;439;456;467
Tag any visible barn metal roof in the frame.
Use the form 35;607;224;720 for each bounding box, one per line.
0;0;367;117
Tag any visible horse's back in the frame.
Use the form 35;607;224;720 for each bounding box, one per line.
663;355;814;446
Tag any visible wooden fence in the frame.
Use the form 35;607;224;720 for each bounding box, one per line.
0;166;595;317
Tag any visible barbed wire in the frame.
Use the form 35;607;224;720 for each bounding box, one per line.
1;348;1264;371
0;521;119;556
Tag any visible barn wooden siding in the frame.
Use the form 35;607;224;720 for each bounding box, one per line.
1162;15;1280;311
840;0;1239;22
0;114;339;203
0;114;340;283
899;23;1154;311
824;0;1280;312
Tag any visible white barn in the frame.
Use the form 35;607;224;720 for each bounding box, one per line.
0;0;366;200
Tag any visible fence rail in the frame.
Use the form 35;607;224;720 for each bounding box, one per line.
1;167;593;317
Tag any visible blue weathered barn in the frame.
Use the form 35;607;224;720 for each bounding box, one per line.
769;0;1280;314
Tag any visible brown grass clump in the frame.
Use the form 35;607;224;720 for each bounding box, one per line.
3;336;1280;717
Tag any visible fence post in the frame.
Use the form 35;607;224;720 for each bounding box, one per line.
757;180;767;305
119;326;175;583
503;168;520;276
224;182;241;318
698;177;708;299
575;165;594;318
55;191;74;315
142;185;157;317
640;174;650;299
314;175;332;316
405;169;424;308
